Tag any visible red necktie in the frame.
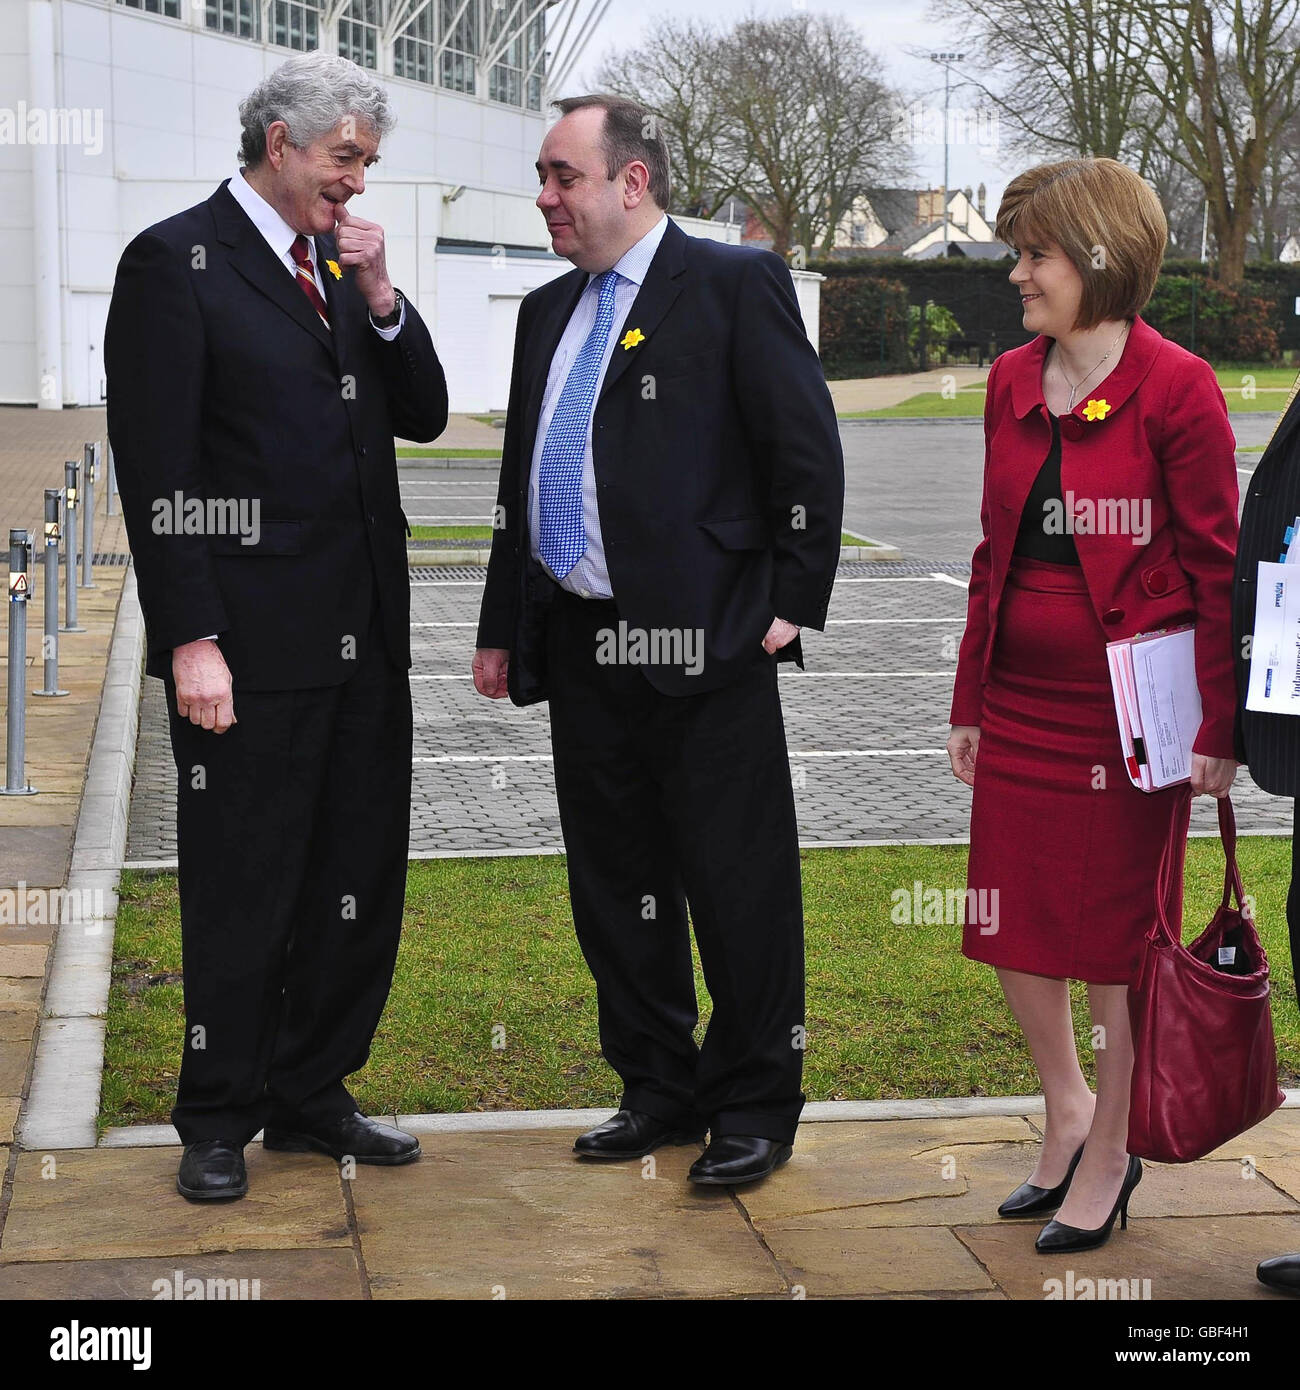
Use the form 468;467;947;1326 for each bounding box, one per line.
289;235;330;327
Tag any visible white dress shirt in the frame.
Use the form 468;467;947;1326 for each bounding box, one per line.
528;213;670;599
225;167;405;341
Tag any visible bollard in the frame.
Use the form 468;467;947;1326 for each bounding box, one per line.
81;441;96;589
34;489;67;698
3;529;37;795
62;460;84;633
105;438;116;516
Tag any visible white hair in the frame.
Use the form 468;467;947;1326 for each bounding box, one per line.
238;51;395;167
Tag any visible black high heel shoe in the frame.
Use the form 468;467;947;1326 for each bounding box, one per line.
998;1144;1084;1218
1035;1154;1143;1253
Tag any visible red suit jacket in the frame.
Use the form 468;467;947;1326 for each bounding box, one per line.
950;313;1239;760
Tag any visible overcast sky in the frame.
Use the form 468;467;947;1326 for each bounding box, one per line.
561;0;1018;220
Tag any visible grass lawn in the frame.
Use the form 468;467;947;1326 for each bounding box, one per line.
409;525;493;541
100;837;1300;1132
840;365;1299;421
408;527;877;545
395;446;502;460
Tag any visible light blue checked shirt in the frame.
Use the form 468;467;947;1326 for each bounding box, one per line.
528;214;669;598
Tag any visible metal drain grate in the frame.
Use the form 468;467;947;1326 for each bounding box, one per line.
838;558;971;577
410;565;489;581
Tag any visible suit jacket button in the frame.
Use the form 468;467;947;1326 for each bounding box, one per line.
1061;416;1084;442
1102;606;1124;625
1145;568;1168;594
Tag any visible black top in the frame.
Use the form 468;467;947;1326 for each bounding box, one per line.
1013;414;1080;565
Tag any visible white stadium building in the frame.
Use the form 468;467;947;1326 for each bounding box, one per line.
2;0;827;416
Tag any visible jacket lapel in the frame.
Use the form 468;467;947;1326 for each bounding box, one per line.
1008;313;1162;425
210;180;334;355
597;217;687;404
517;218;688;484
316;230;347;368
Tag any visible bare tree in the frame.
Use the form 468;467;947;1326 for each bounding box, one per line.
931;0;1300;282
1251;106;1300;258
717;12;914;256
924;0;1152;164
1140;0;1300;283
595;10;912;257
594;17;737;218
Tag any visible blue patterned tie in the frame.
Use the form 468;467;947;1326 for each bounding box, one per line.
538;269;620;577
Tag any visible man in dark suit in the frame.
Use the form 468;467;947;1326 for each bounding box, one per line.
473;94;844;1185
1233;370;1300;1293
105;52;447;1200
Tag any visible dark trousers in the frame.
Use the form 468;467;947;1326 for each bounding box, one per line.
546;587;806;1144
164;602;412;1145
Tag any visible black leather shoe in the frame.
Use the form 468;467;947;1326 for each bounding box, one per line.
1257;1253;1300;1294
998;1144;1085;1217
176;1139;248;1201
573;1109;705;1159
1036;1154;1142;1253
688;1135;793;1186
263;1112;420;1165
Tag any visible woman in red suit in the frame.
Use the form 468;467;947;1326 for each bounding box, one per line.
947;157;1239;1253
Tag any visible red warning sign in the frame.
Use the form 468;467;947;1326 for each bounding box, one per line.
9;572;28;596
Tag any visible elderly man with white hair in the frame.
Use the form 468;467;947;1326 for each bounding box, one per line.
105;51;447;1200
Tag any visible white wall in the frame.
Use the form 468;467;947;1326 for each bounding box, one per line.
3;0;818;414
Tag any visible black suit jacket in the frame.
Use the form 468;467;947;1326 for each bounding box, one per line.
475;217;845;704
1233;377;1300;791
104;179;447;691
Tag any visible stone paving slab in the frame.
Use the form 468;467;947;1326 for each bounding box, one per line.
1257;1152;1300;1203
956;1213;1300;1302
0;1147;351;1262
3;1112;1295;1299
352;1132;785;1300
0;1246;364;1300
762;1221;997;1297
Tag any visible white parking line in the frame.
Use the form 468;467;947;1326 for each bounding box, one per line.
410;671;957;680
412;619;959;629
412;575;971;587
413;748;948;762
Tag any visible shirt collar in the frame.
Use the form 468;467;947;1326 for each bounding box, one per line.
1009;313;1163;423
228;166;313;266
588;213;669;291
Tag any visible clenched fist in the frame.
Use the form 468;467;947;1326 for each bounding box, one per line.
334;202;395;319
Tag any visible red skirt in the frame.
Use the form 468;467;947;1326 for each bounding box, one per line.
963;555;1193;984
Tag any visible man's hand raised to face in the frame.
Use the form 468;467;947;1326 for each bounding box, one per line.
172;639;237;733
334;201;396;319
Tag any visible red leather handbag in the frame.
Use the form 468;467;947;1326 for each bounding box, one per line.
1127;794;1285;1163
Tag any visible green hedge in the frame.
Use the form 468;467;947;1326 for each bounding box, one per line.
813;254;1300;375
818;275;910;377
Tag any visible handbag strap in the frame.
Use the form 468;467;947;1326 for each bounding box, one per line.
1154;792;1247;944
1217;794;1248;914
1152;785;1193;945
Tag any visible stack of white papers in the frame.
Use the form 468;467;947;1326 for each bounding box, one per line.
1106;626;1201;791
1246;561;1300;715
